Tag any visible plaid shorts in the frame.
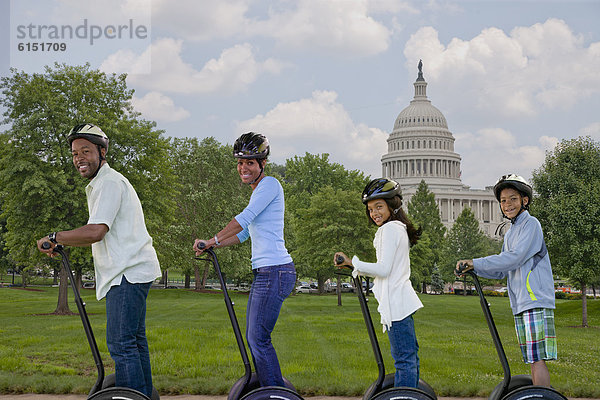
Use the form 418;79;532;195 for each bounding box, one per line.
514;308;557;364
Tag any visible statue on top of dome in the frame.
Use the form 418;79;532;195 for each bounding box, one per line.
417;59;424;81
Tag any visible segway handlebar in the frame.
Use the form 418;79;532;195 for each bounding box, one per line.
41;241;105;396
193;243;253;386
457;263;511;397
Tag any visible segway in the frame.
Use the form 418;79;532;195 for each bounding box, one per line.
457;264;567;400
42;242;160;400
195;242;303;400
335;256;436;400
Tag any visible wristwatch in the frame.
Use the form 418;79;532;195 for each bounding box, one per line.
48;232;58;244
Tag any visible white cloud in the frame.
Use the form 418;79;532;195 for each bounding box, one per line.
580;122;600;141
152;0;249;41
455;128;558;188
404;19;600;117
236;90;387;177
254;0;391;56
151;0;391;56
100;39;286;94
131;92;190;122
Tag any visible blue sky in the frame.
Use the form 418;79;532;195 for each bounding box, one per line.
2;0;599;189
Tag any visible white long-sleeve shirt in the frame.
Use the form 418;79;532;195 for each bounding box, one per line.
352;220;423;331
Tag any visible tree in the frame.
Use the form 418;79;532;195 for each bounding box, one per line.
409;231;434;291
283;152;367;213
163;137;251;289
442;207;490;294
531;136;600;327
0;63;175;313
407;180;447;292
291;187;375;292
283;153;370;288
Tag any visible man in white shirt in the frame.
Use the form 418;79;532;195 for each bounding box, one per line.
37;124;161;397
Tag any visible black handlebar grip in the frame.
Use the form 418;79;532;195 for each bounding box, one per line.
197;241;206;250
335;255;344;265
458;262;468;273
41;242;52;250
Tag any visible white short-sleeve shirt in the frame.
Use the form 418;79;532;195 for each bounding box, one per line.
86;164;161;300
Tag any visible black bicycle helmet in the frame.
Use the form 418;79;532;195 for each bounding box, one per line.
233;132;270;159
67;123;109;152
362;178;402;204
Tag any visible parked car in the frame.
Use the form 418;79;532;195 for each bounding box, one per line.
82;282;95;289
340;282;354;293
295;285;317;294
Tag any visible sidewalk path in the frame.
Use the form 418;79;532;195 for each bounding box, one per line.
2;396;596;400
0;394;600;400
0;396;492;400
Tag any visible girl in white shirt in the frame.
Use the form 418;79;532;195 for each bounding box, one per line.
335;178;423;388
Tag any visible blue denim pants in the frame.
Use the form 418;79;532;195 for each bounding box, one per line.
387;314;420;388
105;276;153;397
246;263;296;387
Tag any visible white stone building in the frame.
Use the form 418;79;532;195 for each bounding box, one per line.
381;63;503;237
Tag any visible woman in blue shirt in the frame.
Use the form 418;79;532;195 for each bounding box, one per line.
194;132;295;387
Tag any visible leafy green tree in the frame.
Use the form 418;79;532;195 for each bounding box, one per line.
430;264;444;294
442;207;490;294
531;136;600;327
0;63;175;313
291;187;375;292
407;180;447;292
284;152;368;209
164;137;251;288
283;153;370;287
409;231;434;291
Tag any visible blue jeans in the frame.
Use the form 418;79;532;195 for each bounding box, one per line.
105;276;153;397
246;263;296;387
387;314;420;388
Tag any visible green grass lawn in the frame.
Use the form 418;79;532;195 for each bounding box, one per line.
0;286;598;397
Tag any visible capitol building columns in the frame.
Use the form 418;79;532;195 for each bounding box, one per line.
381;61;503;237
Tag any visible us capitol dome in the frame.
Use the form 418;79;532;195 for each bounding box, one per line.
381;61;503;237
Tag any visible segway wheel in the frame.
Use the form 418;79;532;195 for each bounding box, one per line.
101;373;160;400
363;374;437;400
88;387;149;400
502;386;568;400
241;386;303;400
228;372;297;400
371;387;435;400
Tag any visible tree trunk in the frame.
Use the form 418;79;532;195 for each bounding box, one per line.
463;277;468;296
75;268;82;289
422;281;427;294
337;275;342;306
53;267;59;285
318;276;325;294
184;273;190;289
201;265;209;289
54;264;71;314
581;282;588;328
19;267;29;288
192;266;199;290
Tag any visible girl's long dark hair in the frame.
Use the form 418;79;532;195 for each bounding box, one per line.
366;195;422;247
